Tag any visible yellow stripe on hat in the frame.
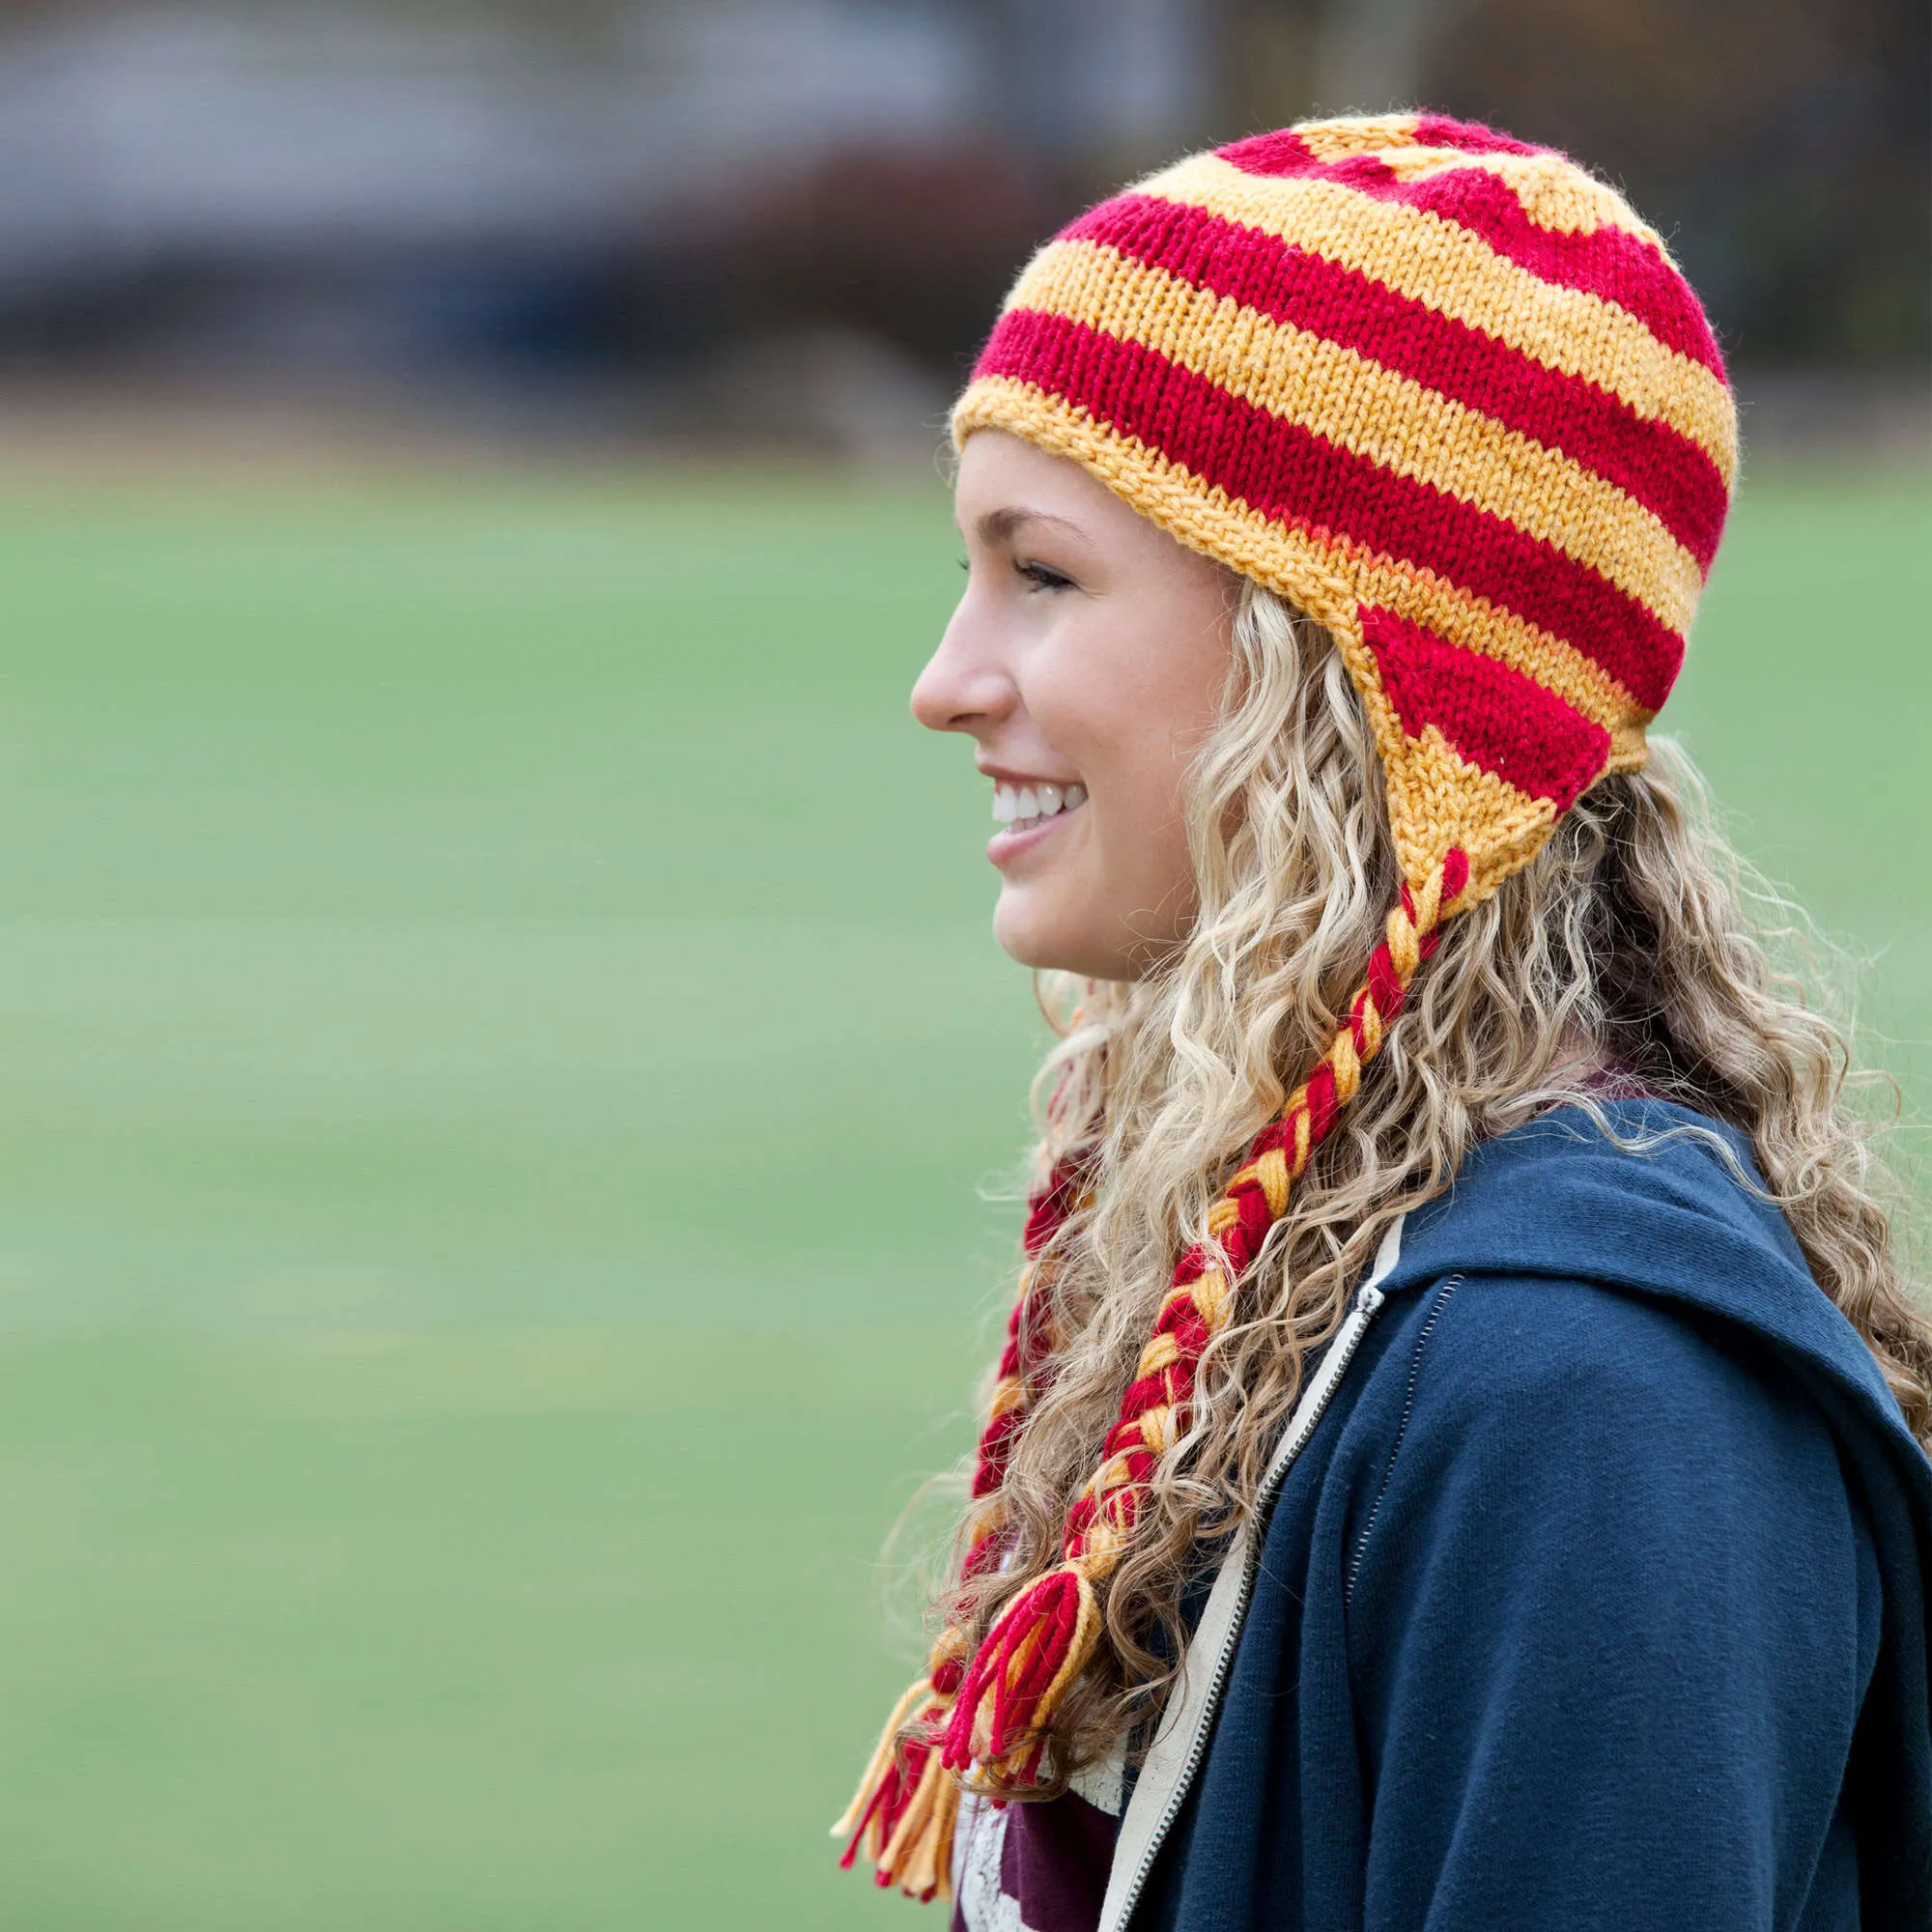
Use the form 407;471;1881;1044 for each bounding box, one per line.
1392;724;1562;899
1136;154;1737;482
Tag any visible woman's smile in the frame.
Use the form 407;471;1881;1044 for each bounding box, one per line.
985;771;1089;867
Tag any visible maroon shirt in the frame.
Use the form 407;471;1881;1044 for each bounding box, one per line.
951;1748;1125;1932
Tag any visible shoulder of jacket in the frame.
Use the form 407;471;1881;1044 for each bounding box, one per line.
1377;1265;1833;1466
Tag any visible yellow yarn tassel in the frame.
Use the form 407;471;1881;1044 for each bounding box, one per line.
832;1671;934;1845
877;1747;961;1903
834;1647;965;1901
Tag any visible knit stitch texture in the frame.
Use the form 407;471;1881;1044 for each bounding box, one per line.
954;110;1736;901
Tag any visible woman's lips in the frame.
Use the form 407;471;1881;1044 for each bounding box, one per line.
988;795;1086;867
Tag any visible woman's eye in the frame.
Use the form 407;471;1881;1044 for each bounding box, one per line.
1015;559;1074;591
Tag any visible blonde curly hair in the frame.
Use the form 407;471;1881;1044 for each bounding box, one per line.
937;580;1932;1793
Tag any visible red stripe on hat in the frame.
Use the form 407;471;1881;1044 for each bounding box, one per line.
1064;195;1727;571
1361;605;1610;809
974;310;1686;709
1411;115;1539;157
1215;131;1723;376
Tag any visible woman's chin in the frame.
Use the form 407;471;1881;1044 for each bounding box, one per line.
992;891;1081;974
992;892;1128;980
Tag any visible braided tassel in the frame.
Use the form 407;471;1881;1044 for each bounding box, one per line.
833;1160;1084;1899
941;851;1469;1785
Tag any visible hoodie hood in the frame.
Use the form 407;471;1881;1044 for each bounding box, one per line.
1388;1099;1928;1489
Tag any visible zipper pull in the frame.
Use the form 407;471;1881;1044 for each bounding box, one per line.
1355;1282;1385;1316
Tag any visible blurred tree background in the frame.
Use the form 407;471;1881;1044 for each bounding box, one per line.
0;0;1920;459
1238;0;1929;363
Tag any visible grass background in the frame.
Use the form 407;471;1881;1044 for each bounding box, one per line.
0;463;1924;1925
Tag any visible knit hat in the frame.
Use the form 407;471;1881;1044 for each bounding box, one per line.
838;111;1737;1902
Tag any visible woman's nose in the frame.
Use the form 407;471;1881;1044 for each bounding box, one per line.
910;615;1016;736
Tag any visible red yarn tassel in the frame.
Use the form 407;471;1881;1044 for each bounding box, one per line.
941;1563;1099;1780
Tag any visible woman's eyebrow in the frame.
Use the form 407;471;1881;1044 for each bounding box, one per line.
973;506;1086;547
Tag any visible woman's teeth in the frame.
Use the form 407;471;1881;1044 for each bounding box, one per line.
992;781;1087;829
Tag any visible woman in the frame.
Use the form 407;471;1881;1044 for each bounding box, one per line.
836;115;1932;1930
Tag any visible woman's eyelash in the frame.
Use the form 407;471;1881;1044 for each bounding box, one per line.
954;554;1074;588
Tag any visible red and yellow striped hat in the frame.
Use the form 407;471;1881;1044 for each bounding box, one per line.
957;109;1736;904
839;113;1737;1903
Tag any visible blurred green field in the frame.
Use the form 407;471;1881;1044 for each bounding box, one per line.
0;462;1925;1927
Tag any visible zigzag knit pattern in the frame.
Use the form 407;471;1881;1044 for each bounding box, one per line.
840;112;1736;1904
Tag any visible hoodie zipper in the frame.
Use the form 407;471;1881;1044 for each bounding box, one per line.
1344;1273;1462;1607
1101;1275;1389;1932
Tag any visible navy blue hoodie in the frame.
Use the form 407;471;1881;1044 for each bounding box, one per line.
1101;1100;1931;1931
